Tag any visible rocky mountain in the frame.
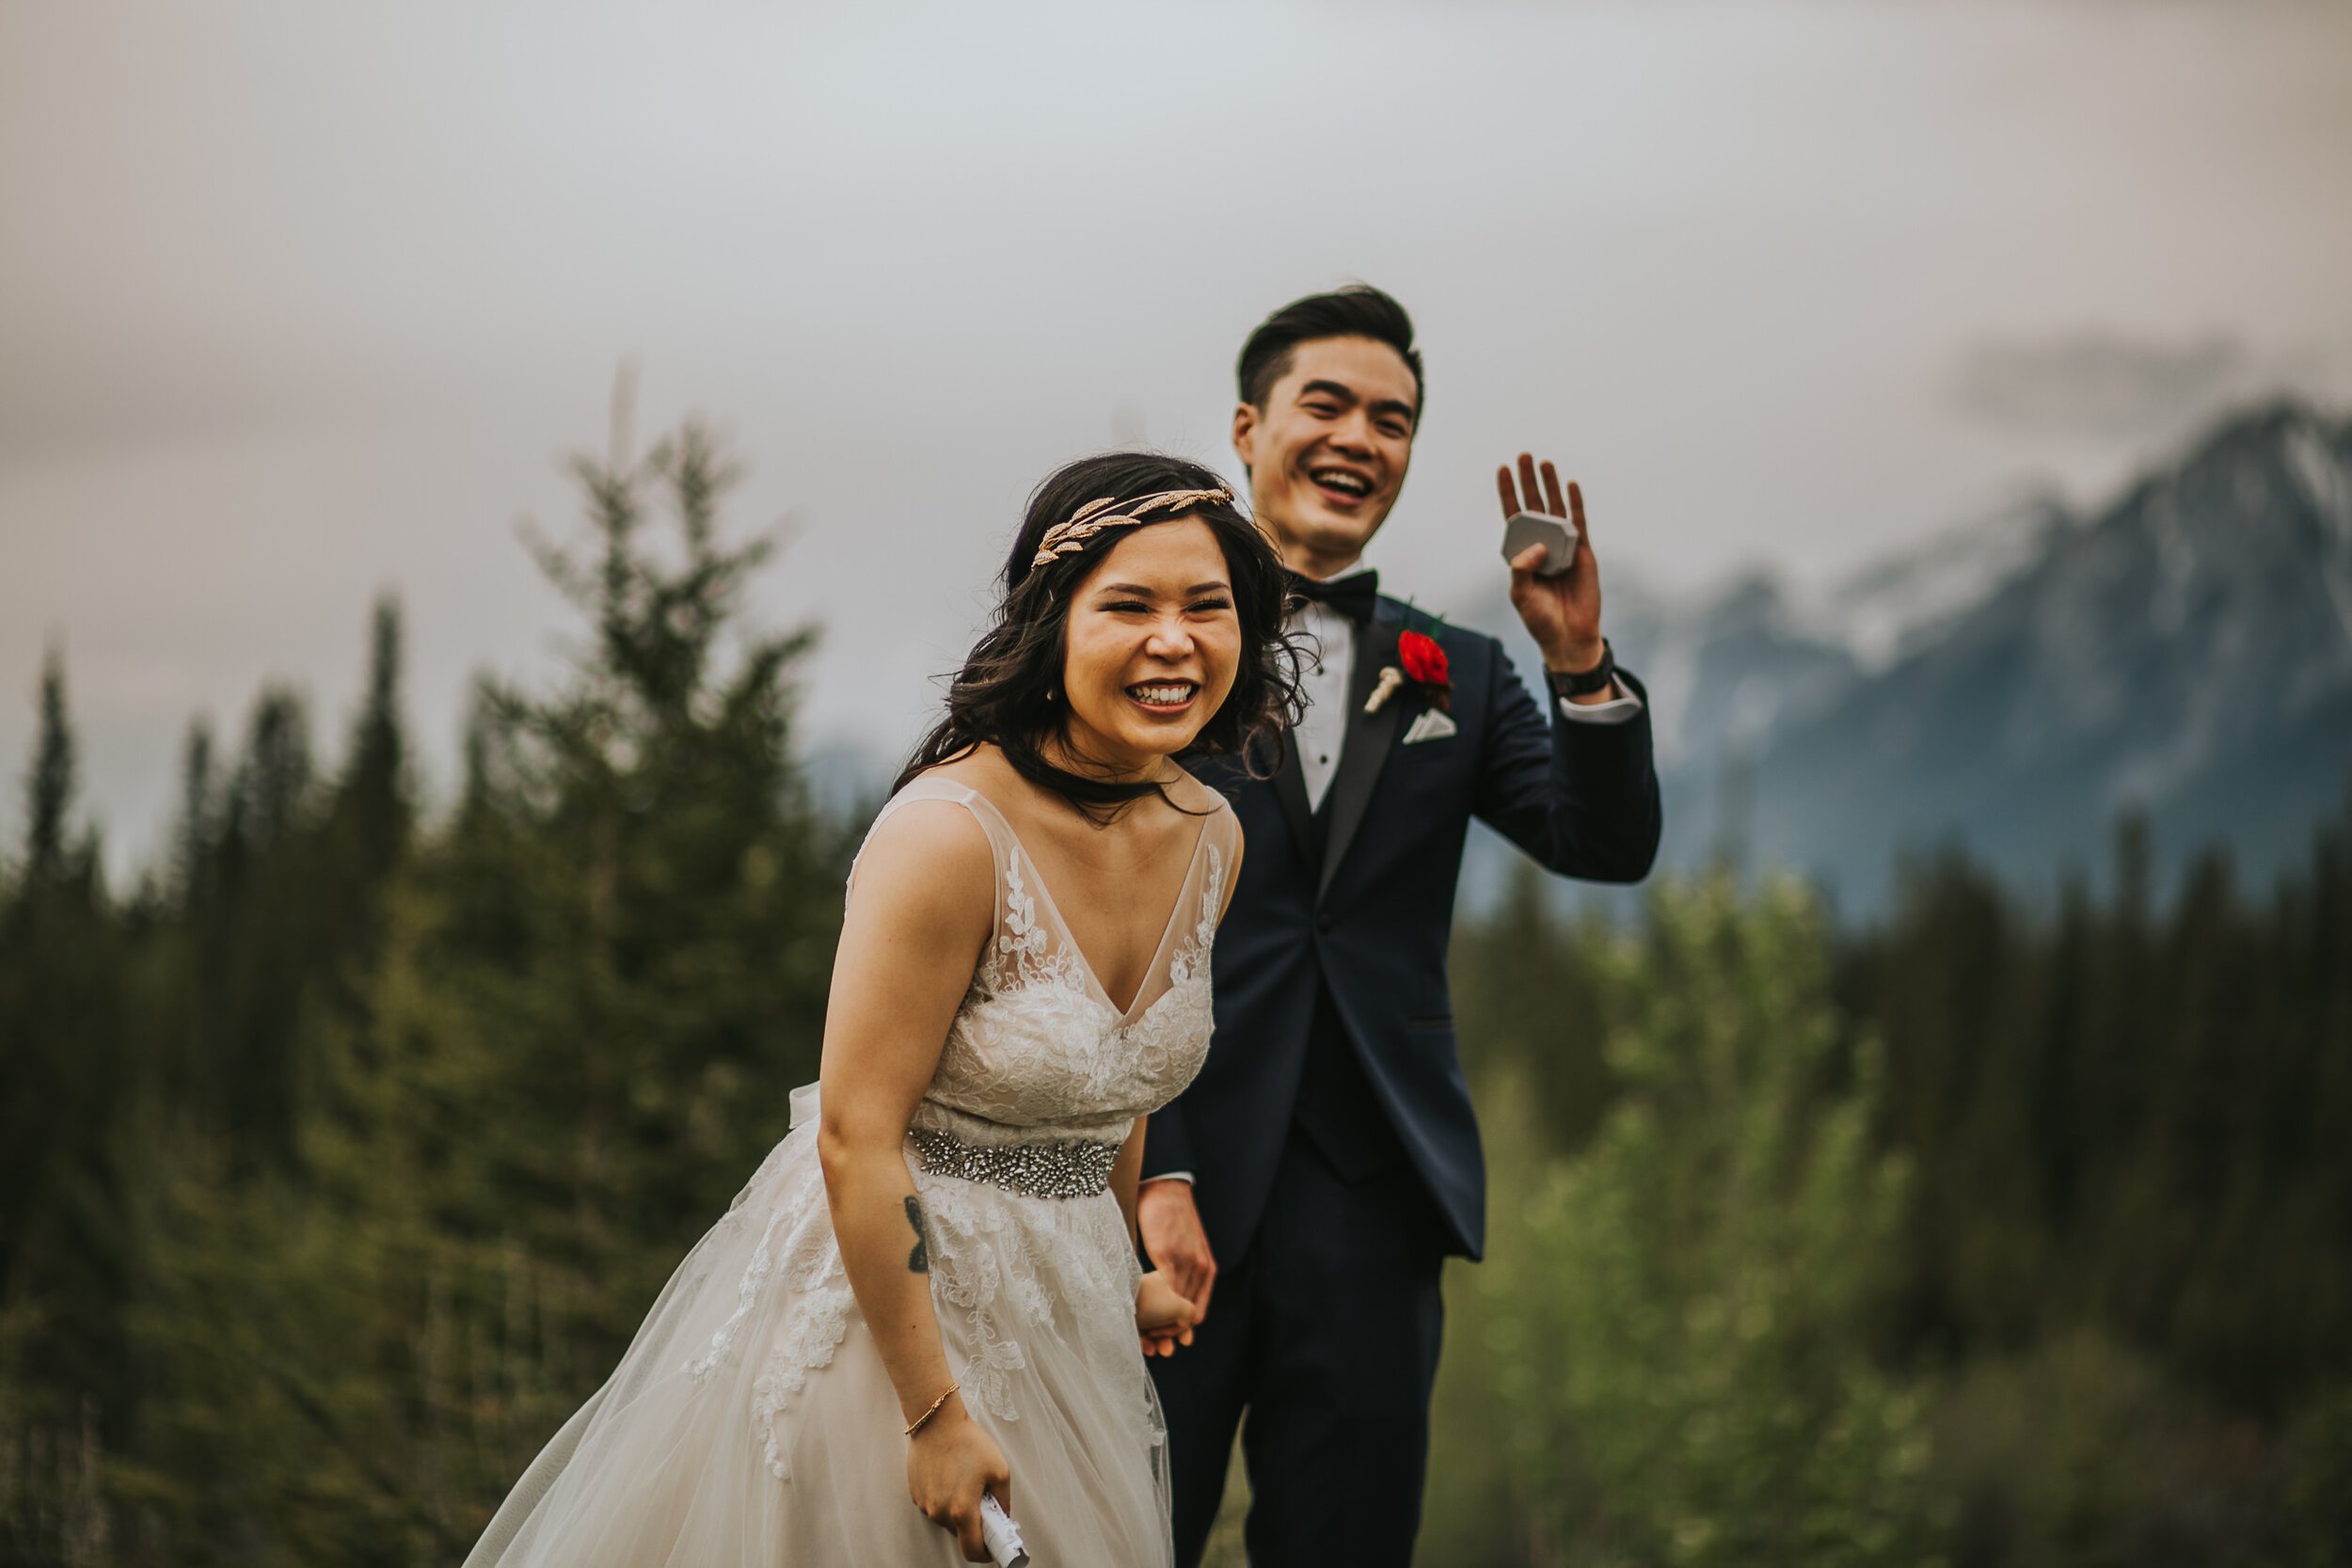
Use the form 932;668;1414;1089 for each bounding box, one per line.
1458;399;2352;914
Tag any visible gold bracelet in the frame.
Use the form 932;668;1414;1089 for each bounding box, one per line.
905;1382;960;1438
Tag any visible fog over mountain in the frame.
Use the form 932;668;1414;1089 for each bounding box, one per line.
1458;399;2352;914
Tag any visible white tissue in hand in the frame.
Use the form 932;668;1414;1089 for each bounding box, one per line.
980;1495;1029;1568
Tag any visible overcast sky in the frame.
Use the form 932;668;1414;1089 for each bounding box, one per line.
6;0;2350;873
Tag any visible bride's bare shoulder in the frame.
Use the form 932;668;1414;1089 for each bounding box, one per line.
1163;768;1232;821
912;744;1019;805
849;787;995;930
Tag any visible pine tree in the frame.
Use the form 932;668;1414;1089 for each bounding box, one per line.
119;408;849;1563
171;719;215;905
22;648;80;886
1;649;135;1568
327;596;411;888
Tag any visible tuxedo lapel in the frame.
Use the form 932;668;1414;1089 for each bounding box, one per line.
1258;725;1315;868
1315;612;1405;904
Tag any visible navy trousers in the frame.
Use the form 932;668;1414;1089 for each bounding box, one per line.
1152;1126;1449;1568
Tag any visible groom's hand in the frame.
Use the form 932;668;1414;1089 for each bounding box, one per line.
1138;1179;1217;1320
1497;453;1609;678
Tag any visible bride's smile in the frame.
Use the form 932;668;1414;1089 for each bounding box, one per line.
1055;518;1243;780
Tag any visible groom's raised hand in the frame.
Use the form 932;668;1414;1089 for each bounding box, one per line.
1138;1180;1217;1320
1497;453;1609;676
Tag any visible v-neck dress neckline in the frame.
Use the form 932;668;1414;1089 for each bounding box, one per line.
956;786;1213;1023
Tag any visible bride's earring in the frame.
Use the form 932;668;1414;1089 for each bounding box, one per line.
1046;687;1058;704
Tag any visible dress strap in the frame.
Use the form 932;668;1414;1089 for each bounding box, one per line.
1184;795;1241;948
844;778;1018;919
1207;794;1241;891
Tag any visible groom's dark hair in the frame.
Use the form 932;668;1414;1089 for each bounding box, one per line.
1236;284;1424;414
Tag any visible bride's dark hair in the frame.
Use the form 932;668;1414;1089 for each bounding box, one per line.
896;451;1304;815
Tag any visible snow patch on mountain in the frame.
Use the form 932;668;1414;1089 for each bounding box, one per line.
2285;413;2352;651
1804;494;2070;672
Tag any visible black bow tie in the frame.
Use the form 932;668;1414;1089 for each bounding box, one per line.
1286;569;1378;624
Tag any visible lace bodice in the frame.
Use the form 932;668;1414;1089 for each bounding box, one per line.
850;777;1232;1148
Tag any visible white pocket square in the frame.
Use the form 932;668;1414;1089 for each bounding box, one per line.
1402;708;1457;745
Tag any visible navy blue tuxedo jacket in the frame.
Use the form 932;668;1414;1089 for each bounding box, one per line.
1144;598;1661;1261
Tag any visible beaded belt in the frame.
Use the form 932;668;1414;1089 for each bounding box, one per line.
910;1128;1120;1200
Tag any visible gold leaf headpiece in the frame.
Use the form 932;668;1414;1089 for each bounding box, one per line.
1028;485;1234;571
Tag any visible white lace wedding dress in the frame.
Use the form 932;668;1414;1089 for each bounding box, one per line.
463;777;1234;1567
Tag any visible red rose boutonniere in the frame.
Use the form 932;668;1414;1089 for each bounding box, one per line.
1366;627;1454;715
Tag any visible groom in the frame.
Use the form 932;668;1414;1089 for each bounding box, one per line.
1142;285;1662;1565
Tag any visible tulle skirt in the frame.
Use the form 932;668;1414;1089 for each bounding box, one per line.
463;1092;1173;1567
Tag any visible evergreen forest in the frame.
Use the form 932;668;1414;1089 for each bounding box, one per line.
4;413;2348;1567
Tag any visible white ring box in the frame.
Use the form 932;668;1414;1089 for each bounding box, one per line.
1502;510;1578;577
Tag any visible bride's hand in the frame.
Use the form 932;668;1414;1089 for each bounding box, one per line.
906;1401;1012;1562
1136;1269;1200;1358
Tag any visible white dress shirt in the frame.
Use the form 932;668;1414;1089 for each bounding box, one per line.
1292;594;1357;812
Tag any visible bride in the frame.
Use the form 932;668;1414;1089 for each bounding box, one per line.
463;452;1301;1566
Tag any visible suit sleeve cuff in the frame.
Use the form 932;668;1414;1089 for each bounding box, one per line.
1141;1171;1195;1185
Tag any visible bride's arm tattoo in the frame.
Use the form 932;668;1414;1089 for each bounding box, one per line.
903;1195;930;1274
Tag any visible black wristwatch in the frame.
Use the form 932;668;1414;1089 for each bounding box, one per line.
1548;641;1616;701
